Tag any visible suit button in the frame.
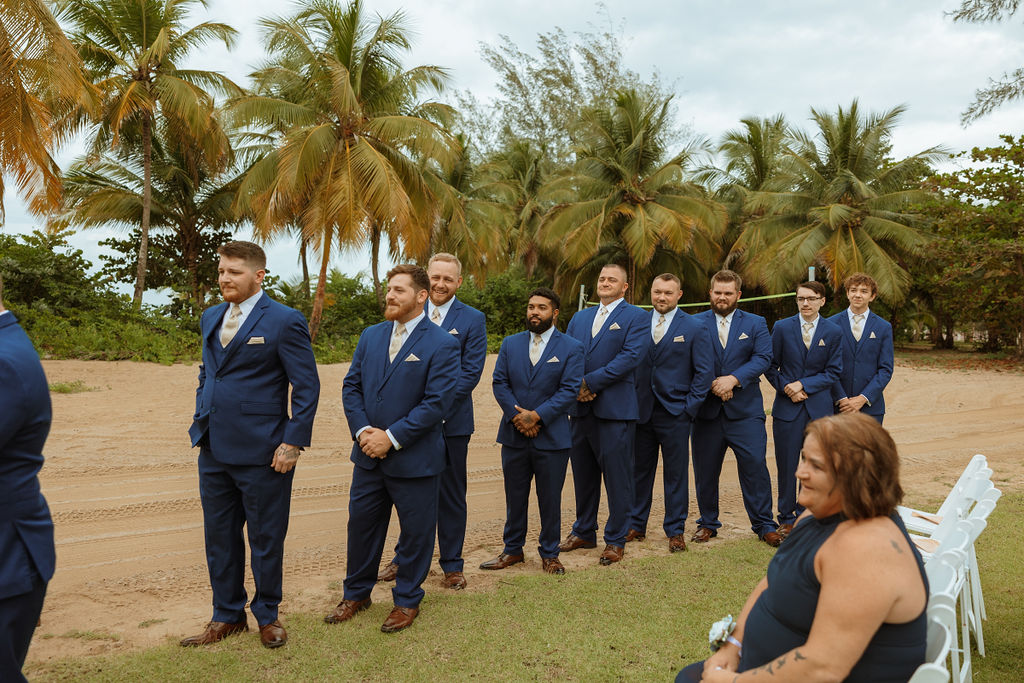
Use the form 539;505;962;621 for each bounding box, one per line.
211;407;217;413
377;397;383;402
215;378;222;382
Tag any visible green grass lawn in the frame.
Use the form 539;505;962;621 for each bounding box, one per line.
27;494;1023;682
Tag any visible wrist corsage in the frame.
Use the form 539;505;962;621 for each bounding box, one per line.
708;614;741;653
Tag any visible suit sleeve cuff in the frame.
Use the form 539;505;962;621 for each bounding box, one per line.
385;429;401;450
860;394;872;407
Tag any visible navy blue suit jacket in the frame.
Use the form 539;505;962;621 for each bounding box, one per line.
636;310;715;423
189;292;320;465
430;298;486;437
694;309;772;421
767;314;843;422
828;311;894;417
492;329;584;451
566;301;650;421
0;313;55;600
343;318;460;478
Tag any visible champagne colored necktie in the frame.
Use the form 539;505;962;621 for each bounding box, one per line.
802;321;814;350
718;317;728;349
591;307;608;338
220;304;242;348
389;322;406;362
653;314;666;344
852;313;865;342
431;308;442;325
529;333;543;365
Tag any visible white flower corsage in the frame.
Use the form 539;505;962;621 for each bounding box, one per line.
708;614;738;653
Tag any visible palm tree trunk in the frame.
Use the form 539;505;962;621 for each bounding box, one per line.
132;115;153;310
370;220;384;314
309;227;332;343
300;236;310;300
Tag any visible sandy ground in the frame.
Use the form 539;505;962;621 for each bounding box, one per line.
25;357;1024;665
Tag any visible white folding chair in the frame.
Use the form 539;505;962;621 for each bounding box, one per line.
926;550;966;680
909;610;954;683
962;489;1001;656
899;454;988;533
902;469;993;538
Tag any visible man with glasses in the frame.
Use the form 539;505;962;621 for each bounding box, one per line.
766;280;842;535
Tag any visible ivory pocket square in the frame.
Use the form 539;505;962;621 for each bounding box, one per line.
738;332;749;340
673;335;685;342
546;356;560;363
404;353;420;362
869;331;877;339
609;322;621;330
449;328;459;335
247;336;265;344
818;339;826;347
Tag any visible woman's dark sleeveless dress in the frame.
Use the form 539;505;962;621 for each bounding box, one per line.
738;513;928;682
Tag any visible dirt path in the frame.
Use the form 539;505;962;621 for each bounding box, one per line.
26;358;1024;665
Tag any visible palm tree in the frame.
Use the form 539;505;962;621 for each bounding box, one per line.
0;0;88;223
734;100;944;304
53;0;240;308
540;89;726;302
233;0;458;337
57;110;245;313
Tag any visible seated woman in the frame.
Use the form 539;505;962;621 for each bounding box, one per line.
678;412;928;682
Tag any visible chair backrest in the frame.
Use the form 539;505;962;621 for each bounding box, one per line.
908;613;953;682
934;454;987;519
932;524;973;558
926;555;959;597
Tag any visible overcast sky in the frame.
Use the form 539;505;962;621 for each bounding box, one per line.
5;0;1024;295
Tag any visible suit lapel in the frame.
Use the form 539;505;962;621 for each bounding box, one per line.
441;299;462;333
653;310;682;360
203;302;230;370
529;330;562;380
219;294;268;368
591;302;626;347
855;314;876;355
723;310;744;364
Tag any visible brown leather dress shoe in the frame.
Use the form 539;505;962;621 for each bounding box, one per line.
760;530;783;547
442;571;467;589
259;620;287;648
691;527;717;543
668;534;687;552
541;557;565;574
377;561;399;582
380;606;418;633
624;529;646;543
778;523;795;537
479;553;525;570
598;544;624;565
559;534;597;552
324;597;372;624
179;620;248;647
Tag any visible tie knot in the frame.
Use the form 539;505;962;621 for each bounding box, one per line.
230;304;241;317
657;314;665;324
854;313;865;323
533;333;542;344
395;322;406;335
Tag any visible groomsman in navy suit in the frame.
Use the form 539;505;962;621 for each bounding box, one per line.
185;241;320;649
766;280;842;534
625;274;714;552
377;253;486;590
325;265;459;633
0;284;55;682
483;288;584;575
559;263;649;566
829;273;894;424
691;270;782;547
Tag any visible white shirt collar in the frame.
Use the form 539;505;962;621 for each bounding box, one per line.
800;314;821;334
534;326;555;344
396;310;425;336
599;297;624;315
0;310;9;318
715;309;735;326
847;307;870;324
652;307;678;328
428;297;456;324
222;289;262;327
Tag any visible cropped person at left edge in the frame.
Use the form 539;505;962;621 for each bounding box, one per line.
184;240;320;650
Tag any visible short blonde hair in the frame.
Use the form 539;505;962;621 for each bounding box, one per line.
428;252;462;275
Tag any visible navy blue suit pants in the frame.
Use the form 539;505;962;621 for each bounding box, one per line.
630;403;692;538
569;413;635;547
198;449;294;626
500;445;570;558
772;413;809;525
0;573;46;683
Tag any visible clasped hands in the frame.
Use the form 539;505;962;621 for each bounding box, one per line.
783;380;808;403
710;374;739;402
512;405;541;438
577;379;597;403
357;427;392;459
837;395;868;413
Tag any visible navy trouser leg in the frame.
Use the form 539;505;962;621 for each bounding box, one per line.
437;435;469;573
724;416;775;536
652;406;692;538
629;419;660;535
198;450;248;623
773;412;809;525
500;445;532;556
344;466;393;602
569;413;602;544
596;418;635;547
533;447;570;558
390;474;440;609
235;462;294;626
691;416;727;531
0;574;46;683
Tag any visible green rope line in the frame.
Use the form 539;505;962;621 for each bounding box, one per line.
584;291;796;309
